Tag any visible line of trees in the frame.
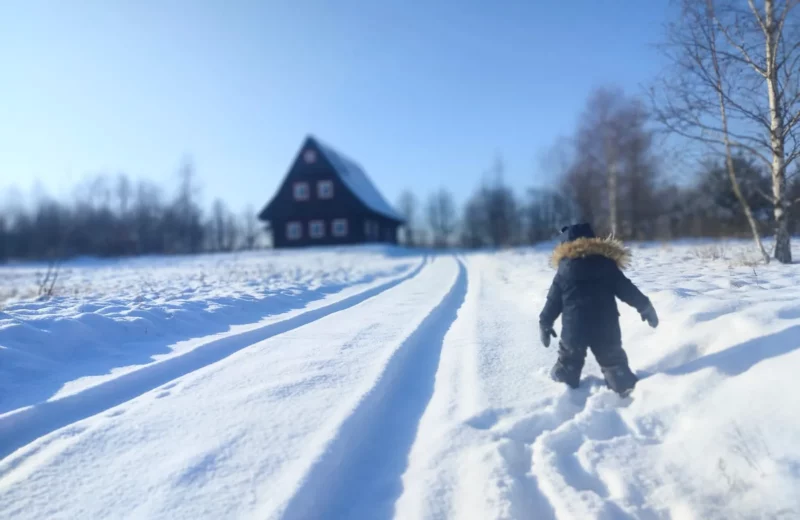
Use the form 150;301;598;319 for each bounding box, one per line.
0;160;264;262
399;0;800;263
396;84;800;251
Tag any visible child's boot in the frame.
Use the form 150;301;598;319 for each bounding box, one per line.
550;342;586;389
601;364;638;397
594;344;638;397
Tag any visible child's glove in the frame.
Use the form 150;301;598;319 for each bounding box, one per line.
539;323;557;347
640;303;659;328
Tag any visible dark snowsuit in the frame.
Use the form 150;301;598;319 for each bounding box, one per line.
539;224;656;395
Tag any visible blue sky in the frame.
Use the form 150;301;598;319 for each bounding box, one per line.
1;0;672;213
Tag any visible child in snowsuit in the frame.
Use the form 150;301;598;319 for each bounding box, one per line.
538;223;658;396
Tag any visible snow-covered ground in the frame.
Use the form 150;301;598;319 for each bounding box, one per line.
1;241;799;519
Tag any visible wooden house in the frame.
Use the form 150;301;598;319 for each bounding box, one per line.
258;136;405;248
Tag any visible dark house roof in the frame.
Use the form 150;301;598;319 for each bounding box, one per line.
313;137;404;222
260;135;405;223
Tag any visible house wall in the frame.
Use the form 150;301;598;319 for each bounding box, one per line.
271;216;399;249
262;143;400;248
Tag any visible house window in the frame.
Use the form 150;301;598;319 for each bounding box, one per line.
293;182;309;201
286;221;302;240
309;220;325;239
317;180;334;199
303;149;317;164
364;220;378;239
332;218;348;237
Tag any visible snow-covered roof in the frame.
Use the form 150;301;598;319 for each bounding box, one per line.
310;136;405;223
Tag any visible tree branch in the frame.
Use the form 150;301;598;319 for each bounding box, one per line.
756;187;776;203
785;109;800;136
748;0;769;35
715;15;767;77
776;0;799;38
676;30;773;130
661;98;773;151
654;111;774;167
786;147;800;168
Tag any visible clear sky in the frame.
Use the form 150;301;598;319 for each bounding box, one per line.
1;0;673;213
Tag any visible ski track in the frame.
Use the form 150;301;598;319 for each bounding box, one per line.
0;255;460;520
393;253;566;520
277;257;467;520
0;256;428;463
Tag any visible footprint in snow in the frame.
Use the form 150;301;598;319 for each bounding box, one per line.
464;408;511;430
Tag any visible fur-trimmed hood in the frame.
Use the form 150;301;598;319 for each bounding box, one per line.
551;237;631;269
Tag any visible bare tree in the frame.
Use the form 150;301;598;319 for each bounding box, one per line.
132;180;164;254
595;88;624;236
116;173;132;217
654;0;800;263
206;198;242;252
558;87;666;238
426;188;457;247
211;198;227;252
461;190;491;248
458;158;516;249
478;157;520;247
524;189;576;243
224;211;239;251
242;205;258;250
172;158;204;254
396;190;419;246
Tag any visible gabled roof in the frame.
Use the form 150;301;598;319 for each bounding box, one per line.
309;136;405;222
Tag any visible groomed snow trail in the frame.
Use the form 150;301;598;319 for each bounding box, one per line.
394;252;573;520
0;255;459;519
0;255;427;461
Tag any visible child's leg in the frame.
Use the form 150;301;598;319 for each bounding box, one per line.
591;344;638;396
550;341;587;389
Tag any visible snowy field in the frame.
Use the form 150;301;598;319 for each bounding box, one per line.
1;241;799;519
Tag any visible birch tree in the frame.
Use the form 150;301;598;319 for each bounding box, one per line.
559;87;664;238
654;0;800;263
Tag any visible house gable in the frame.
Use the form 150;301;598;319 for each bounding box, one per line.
312;137;405;222
258;136;404;224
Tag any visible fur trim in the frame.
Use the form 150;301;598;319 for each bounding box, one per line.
551;237;631;269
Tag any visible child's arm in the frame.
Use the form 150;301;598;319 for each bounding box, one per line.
539;276;563;329
614;269;658;327
538;277;563;347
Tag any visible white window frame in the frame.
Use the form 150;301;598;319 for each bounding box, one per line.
332;218;348;237
293;182;310;201
364;219;378;239
317;180;334;200
286;221;302;240
309;219;326;239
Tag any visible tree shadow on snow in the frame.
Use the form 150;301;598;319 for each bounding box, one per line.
661;325;800;378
